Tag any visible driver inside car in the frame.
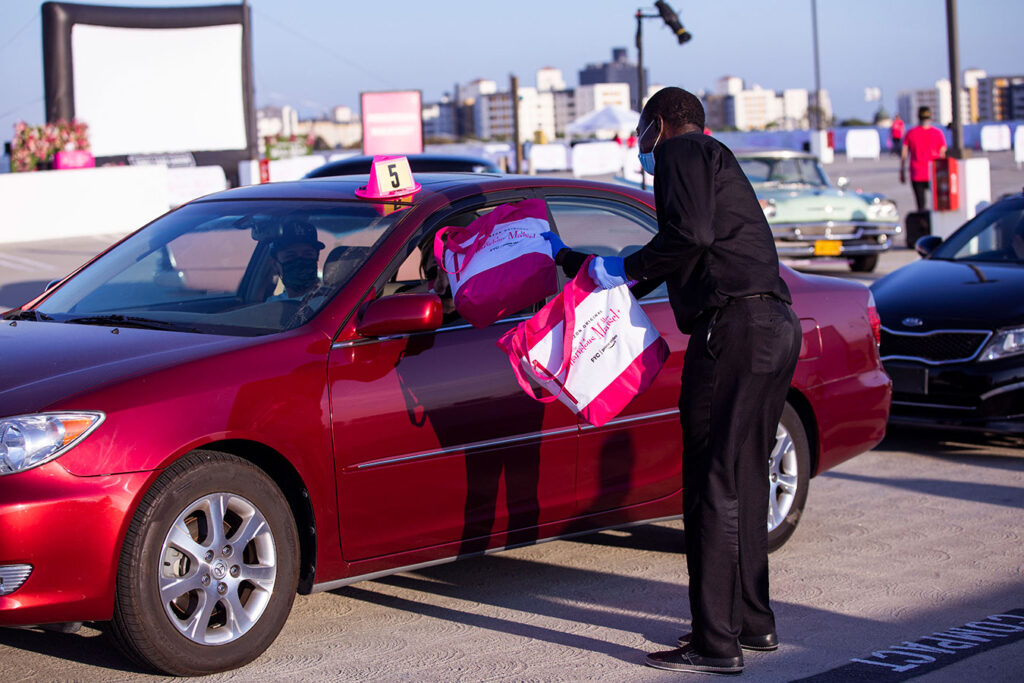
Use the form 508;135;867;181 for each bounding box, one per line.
269;219;326;300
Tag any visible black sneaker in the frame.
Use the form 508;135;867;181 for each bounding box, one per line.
646;644;744;675
677;631;779;651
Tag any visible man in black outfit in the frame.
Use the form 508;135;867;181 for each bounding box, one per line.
546;87;801;675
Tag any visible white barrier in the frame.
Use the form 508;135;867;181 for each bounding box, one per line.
0;165;169;244
167;166;228;207
980;124;1012;152
845;129;881;161
528;143;570;172
571;141;625;177
238;154;331;186
1016;126;1024;168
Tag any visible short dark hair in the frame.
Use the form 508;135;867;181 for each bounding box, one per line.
918;106;932;121
643;86;705;130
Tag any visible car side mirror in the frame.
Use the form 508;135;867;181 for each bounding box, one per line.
915;235;943;258
356;293;442;337
836;176;849;190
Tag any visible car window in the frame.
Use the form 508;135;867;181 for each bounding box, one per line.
383;204;533;329
545;195;667;299
933;201;1024;263
740;157;827;187
35;200;403;335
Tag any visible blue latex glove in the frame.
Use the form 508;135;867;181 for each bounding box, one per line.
589;256;630;289
541;231;568;259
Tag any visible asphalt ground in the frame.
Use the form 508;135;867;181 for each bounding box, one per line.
1;152;1022;680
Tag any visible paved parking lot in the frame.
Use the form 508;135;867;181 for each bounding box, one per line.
1;427;1021;681
1;152;1021;680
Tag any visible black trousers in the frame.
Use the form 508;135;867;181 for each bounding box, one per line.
679;295;801;658
912;180;930;212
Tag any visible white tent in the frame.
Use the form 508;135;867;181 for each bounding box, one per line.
565;106;641;139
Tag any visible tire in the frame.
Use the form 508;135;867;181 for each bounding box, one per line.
848;254;879;272
766;403;811;552
110;450;299;675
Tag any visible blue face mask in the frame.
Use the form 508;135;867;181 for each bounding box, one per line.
637;119;661;176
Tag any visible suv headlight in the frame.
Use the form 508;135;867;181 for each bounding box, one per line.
0;412;104;476
868;199;898;220
978;326;1024;362
759;198;776;219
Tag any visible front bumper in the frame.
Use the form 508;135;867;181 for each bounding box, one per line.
883;358;1024;434
772;221;901;258
0;463;153;626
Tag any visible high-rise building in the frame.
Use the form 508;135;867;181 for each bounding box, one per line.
963;68;986;123
579;48;647;110
977;75;1024;121
475;87;555;143
536;67;566;93
897;80;969;126
552;89;576;137
423;97;456;141
575;83;631;118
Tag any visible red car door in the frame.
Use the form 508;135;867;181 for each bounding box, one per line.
328;195;579;562
543;193;684;516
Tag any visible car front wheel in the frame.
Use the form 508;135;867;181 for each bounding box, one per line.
111;450;299;675
766;403;811;551
848;254;879;272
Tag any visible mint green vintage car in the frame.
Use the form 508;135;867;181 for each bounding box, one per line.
736;150;901;272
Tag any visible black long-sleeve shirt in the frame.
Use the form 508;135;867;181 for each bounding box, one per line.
622;132;791;334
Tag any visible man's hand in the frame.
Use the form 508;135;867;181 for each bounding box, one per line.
541;231;568;260
588;256;630;289
899;168;907;184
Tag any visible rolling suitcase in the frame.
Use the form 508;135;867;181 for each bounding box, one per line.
905;211;931;248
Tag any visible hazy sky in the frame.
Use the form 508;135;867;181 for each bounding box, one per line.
2;0;1022;138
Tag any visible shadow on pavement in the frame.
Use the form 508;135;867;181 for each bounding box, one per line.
0;624;148;675
0;280;49;309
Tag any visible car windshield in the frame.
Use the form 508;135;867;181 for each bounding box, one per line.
930;200;1024;264
739;157;828;187
26;200;403;335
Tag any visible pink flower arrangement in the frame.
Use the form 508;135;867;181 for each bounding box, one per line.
11;119;90;172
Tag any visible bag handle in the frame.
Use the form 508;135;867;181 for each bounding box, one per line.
433;202;521;275
516;255;593;400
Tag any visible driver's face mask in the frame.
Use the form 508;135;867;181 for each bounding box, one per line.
279;256;319;293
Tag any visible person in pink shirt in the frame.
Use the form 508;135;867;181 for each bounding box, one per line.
900;106;947;211
890;113;905;155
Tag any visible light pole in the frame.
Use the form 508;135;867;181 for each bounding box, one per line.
945;0;965;158
810;0;822;131
634;2;691;188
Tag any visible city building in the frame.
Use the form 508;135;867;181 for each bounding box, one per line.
257;105;297;141
552;89;576;138
579;48;647;110
575;83;631;118
475;87;556;143
536;67;566;93
423;97;456;141
897;79;970;126
977;75;1024;121
963;68;986;123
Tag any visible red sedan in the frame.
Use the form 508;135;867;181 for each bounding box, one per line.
0;173;890;674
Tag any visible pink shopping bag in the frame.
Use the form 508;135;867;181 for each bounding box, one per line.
434;198;558;328
496;257;670;427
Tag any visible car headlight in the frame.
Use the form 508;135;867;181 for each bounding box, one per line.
759;198;776;219
978;326;1024;362
868;199;898;220
0;412;104;476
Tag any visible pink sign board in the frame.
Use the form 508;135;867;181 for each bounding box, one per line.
54;150;95;169
361;90;423;156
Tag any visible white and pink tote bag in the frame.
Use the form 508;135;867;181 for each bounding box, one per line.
496;257;669;427
434;198;558;329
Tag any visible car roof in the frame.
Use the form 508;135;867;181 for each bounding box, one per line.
193;174;654;208
733;148;818;160
304;153;502;178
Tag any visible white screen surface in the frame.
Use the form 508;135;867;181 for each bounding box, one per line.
72;24;247;156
